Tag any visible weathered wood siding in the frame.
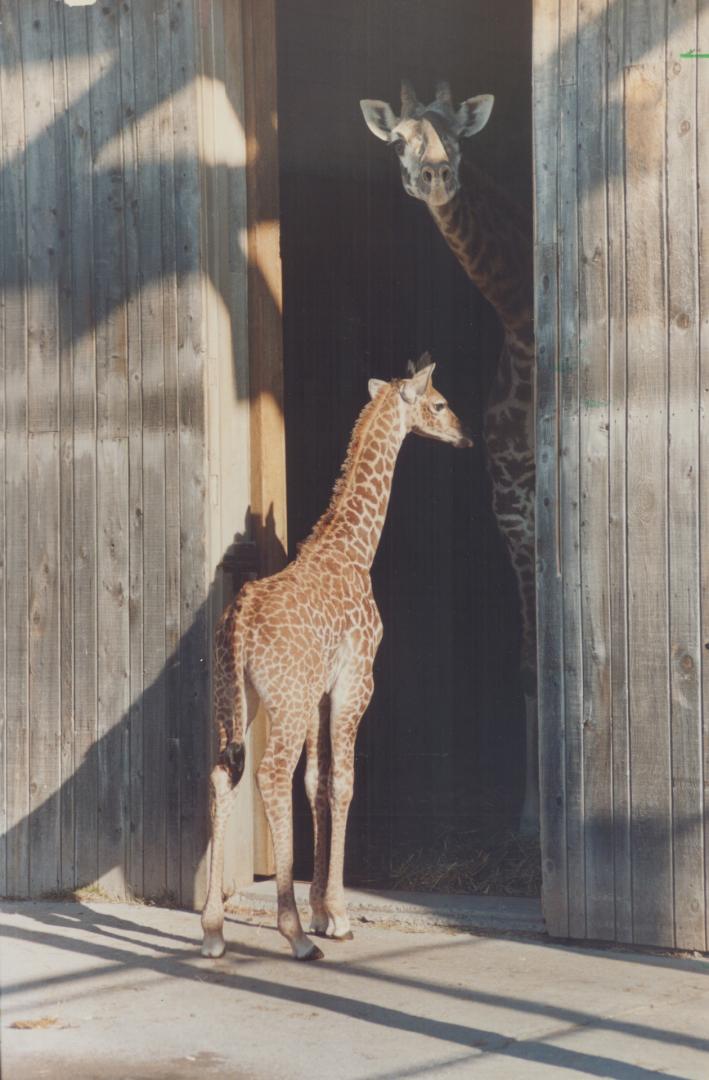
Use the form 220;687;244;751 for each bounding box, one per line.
0;0;276;906
534;0;708;950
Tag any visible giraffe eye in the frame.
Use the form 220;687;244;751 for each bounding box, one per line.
392;138;406;156
432;401;446;412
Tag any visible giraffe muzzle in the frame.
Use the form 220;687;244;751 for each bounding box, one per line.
421;163;451;185
418;162;457;205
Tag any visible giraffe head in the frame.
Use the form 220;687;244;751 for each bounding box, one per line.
368;356;473;448
360;80;493;208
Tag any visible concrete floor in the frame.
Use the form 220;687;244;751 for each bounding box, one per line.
1;897;708;1080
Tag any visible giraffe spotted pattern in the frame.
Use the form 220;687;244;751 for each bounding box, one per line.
201;362;472;961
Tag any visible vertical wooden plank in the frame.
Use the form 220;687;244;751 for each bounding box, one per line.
96;436;130;896
223;2;258;892
64;4;99;891
577;0;614;942
241;0;286;576
21;1;59;436
88;2;128;440
171;0;210;908
28;433;61;896
160;0;181;903
0;412;5;894
88;3;130;896
222;1;251;500
557;0;584;940
666;0;705;951
131;0;168;902
198;0;230;903
699;0;709;954
119;0;145;902
196;0;240;903
20;1;62;897
3;426;29;899
52;0;77;893
606;0;632;945
533;0;566;937
0;427;5;897
242;0;284;878
0;0;8;898
202;0;258;895
1;1;31;898
624;1;673;947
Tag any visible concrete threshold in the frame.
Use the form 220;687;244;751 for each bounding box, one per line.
230;880;545;935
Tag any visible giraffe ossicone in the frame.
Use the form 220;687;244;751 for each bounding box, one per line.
361;80;538;837
201;360;472;961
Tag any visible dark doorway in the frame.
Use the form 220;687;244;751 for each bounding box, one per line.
276;1;536;893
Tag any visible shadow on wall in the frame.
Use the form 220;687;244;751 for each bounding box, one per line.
0;1;277;400
1;505;285;910
0;2;283;905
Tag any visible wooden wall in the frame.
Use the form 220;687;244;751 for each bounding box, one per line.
534;0;708;950
0;0;280;907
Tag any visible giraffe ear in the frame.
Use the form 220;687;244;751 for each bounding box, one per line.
368;378;387;400
456;94;494;138
401;363;436;404
360;99;399;142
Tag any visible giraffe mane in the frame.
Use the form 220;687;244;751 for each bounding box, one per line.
459;160;532;236
297;384;397;554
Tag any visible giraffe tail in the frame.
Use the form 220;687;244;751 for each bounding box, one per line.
214;606;247;789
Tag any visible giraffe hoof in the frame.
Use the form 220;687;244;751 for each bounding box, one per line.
201;931;226;959
297;943;325;961
330;930;354;942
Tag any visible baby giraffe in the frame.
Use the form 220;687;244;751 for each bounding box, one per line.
201;358;471;961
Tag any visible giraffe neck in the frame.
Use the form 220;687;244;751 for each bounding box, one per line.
299;387;405;570
428;162;534;348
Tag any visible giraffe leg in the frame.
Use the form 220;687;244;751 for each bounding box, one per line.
257;718;324;961
201;619;255;959
324;662;374;941
499;513;539;837
304;696;331;936
484;341;539;837
200;765;239;958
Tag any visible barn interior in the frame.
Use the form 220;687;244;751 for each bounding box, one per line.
275;0;536;894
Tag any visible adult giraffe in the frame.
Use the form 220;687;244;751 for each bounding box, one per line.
360;81;537;835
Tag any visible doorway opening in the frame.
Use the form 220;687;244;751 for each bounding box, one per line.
276;0;537;896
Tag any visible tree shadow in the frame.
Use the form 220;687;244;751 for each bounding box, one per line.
1;899;706;1080
0;0;268;400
